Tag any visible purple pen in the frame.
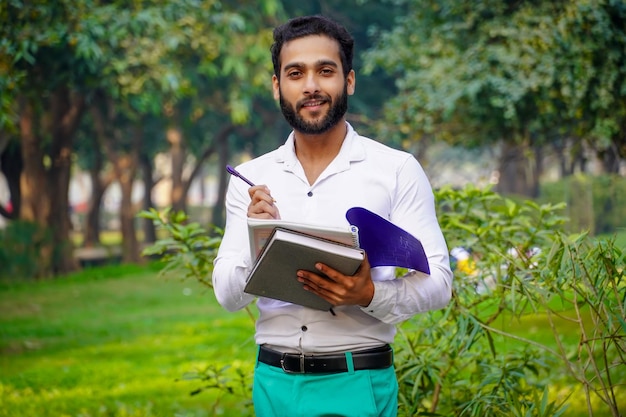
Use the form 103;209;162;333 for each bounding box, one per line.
226;164;277;203
226;164;256;187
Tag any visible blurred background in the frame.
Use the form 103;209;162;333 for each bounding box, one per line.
1;0;625;276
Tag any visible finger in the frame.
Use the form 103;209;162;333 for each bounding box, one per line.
298;269;346;302
298;274;339;304
248;186;275;205
313;262;345;283
247;186;280;219
248;201;279;219
298;270;332;292
355;254;371;278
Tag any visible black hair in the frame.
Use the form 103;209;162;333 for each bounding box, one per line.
270;15;354;79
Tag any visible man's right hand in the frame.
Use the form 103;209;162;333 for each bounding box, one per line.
247;185;280;219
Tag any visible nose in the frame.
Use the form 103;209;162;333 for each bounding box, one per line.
303;72;320;95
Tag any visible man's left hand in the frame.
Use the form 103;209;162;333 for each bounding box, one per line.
296;254;375;307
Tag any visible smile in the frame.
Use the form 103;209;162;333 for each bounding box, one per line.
300;99;326;110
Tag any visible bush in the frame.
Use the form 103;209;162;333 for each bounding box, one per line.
143;186;626;416
0;220;53;279
403;185;625;416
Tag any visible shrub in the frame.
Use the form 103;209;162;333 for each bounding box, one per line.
142;186;626;416
0;220;53;279
404;185;625;416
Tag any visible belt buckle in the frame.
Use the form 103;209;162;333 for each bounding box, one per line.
280;352;305;374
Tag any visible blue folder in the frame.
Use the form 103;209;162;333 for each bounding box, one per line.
346;207;430;274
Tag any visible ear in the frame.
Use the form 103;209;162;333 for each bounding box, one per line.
346;69;356;96
272;75;280;100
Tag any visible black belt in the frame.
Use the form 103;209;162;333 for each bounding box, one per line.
258;344;393;374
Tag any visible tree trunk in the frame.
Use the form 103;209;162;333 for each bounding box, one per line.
598;144;621;174
47;87;84;274
495;139;537;197
167;125;187;213
19;97;49;223
84;160;114;248
17;88;84;276
120;125;143;263
91;93;141;264
530;142;543;198
118;153;140;263
18;97;53;276
140;153;157;244
212;128;231;228
84;167;104;247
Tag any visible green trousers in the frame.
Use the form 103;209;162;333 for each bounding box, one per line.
252;355;398;417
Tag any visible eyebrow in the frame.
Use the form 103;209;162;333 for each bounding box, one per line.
283;59;339;73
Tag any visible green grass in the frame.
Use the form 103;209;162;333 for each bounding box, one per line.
1;263;623;416
0;264;257;417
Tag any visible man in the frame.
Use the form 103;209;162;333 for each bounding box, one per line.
213;15;453;417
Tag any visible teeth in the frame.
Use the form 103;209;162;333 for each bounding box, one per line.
303;101;323;107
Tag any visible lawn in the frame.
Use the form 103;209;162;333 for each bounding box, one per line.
1;261;623;416
0;264;257;417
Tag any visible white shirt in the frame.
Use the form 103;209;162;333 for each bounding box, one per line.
213;123;452;354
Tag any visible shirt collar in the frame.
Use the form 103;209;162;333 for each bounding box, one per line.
275;122;366;174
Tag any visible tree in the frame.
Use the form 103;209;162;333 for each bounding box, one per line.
0;0;100;274
552;0;626;173
364;0;626;196
0;0;284;272
160;2;283;226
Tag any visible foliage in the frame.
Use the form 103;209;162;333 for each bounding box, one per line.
396;185;571;416
0;0;285;272
542;232;625;416
139;207;257;324
139;207;257;414
363;0;626;187
398;186;624;416
182;362;254;414
139;208;222;289
2;189;624;416
141;186;625;416
0;220;53;279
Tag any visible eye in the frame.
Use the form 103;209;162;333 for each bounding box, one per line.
287;70;302;78
320;68;334;75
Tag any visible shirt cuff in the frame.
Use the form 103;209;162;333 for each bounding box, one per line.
359;280;394;321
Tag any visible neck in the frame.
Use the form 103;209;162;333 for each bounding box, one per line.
293;121;347;159
293;121;347;185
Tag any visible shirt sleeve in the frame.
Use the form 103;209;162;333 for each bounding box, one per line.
359;156;453;324
212;177;257;312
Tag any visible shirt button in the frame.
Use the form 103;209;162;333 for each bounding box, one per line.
301;326;308;332
307;191;313;197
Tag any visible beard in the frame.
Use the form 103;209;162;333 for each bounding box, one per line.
279;84;349;135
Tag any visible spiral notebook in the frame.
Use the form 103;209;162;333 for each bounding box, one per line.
244;207;430;310
247;217;359;260
244;227;364;310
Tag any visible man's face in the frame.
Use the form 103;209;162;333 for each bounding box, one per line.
279;83;348;135
272;35;355;135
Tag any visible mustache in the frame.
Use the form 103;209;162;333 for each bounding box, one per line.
296;95;329;111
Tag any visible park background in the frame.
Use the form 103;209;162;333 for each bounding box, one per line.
1;0;625;416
